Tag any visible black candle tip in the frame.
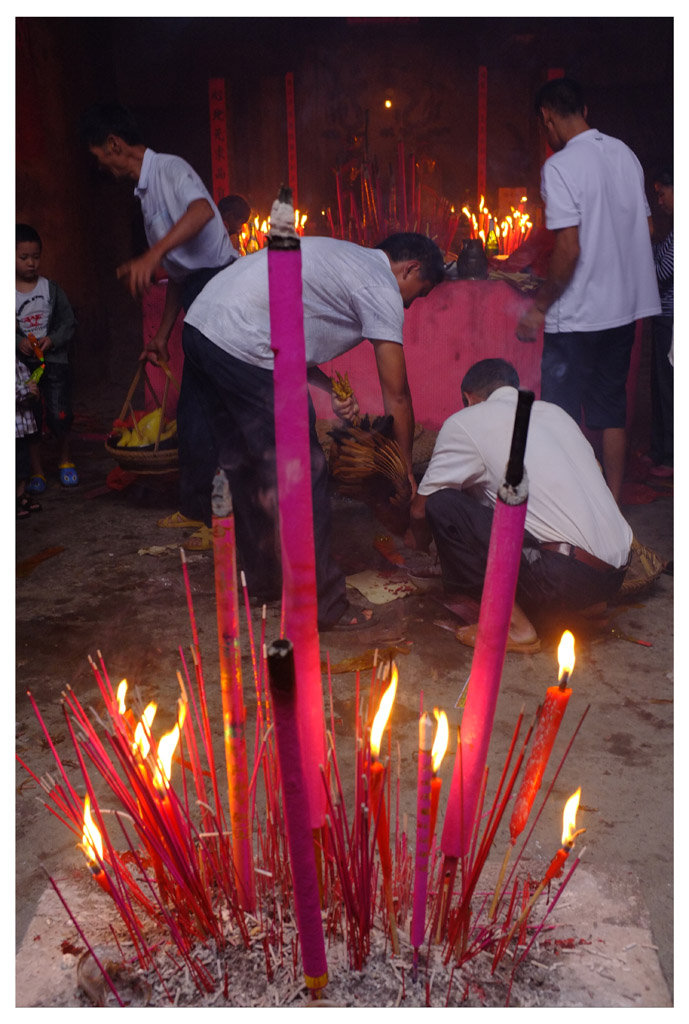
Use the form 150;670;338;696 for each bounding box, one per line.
505;389;535;488
267;638;296;693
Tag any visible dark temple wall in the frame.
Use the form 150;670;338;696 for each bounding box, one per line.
15;16;673;405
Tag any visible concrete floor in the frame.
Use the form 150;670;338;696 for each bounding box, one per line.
15;420;673;1004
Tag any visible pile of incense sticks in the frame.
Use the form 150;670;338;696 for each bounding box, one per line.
329;141;460;253
17;550;588;1006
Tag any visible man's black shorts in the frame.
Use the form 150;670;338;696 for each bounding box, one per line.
540;322;635;430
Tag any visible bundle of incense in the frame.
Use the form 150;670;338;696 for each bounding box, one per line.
331;370;361;426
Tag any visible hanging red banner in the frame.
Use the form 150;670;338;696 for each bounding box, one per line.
208;77;230;204
285;72;299;210
477;66;487;205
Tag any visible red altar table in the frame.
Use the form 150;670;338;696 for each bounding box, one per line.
142;278;642;432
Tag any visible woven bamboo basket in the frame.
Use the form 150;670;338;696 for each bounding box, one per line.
105;362;181;474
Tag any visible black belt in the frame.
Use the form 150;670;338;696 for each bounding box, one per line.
540;541;619;574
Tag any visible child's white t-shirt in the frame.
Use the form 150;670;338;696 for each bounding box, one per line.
16;276;51;339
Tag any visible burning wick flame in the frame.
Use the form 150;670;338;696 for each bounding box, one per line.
133;702;157;758
431;708;449;773
152;702;187;791
558;630;576;683
116;679;128;715
81;794;103;866
562;787;585;848
370;664;398;760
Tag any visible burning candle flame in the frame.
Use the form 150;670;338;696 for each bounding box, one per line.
81;794;103;864
132;701;157;758
431;708;449;773
116;679;128;714
562;787;583;847
557;630;575;682
370;664;398;759
152;702;187;791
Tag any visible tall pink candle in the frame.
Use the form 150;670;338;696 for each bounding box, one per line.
267;639;328;992
441;391;535;860
397;140;408;229
411;712;434;950
211;470;256;911
267;188;327;830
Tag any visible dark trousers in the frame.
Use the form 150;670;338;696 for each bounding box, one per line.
650;316;673;466
541;323;635;430
181;323;348;628
177;263;235;523
20;360;73;438
17;436;33;483
425;488;626;618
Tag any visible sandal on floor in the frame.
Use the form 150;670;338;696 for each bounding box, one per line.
182;526;213;551
321;602;379;632
59;462;79;487
157;510;205;529
455;622;541;654
27;474;46;494
17;493;42;518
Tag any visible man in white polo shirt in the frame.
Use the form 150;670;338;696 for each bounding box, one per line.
516;78;660;503
80;102;237;537
408;358;632;653
183;232;445;630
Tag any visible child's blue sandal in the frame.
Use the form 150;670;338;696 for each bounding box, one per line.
27;474;46;494
59;462;79;487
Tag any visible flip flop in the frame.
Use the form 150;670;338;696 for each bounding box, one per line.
27;474;46;494
182;527;213;551
455;622;541;654
157;511;205;529
321;602;379;632
17;493;42;517
58;462;79;487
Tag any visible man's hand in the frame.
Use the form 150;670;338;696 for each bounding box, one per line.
117;250;161;299
516;303;545;343
140;330;170;366
406;492;431;550
516;226;580;342
331;390;360;423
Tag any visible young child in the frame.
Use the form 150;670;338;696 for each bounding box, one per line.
16;358;42;519
16;223;78;491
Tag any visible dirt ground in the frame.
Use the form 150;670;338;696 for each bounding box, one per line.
14;406;674;1007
